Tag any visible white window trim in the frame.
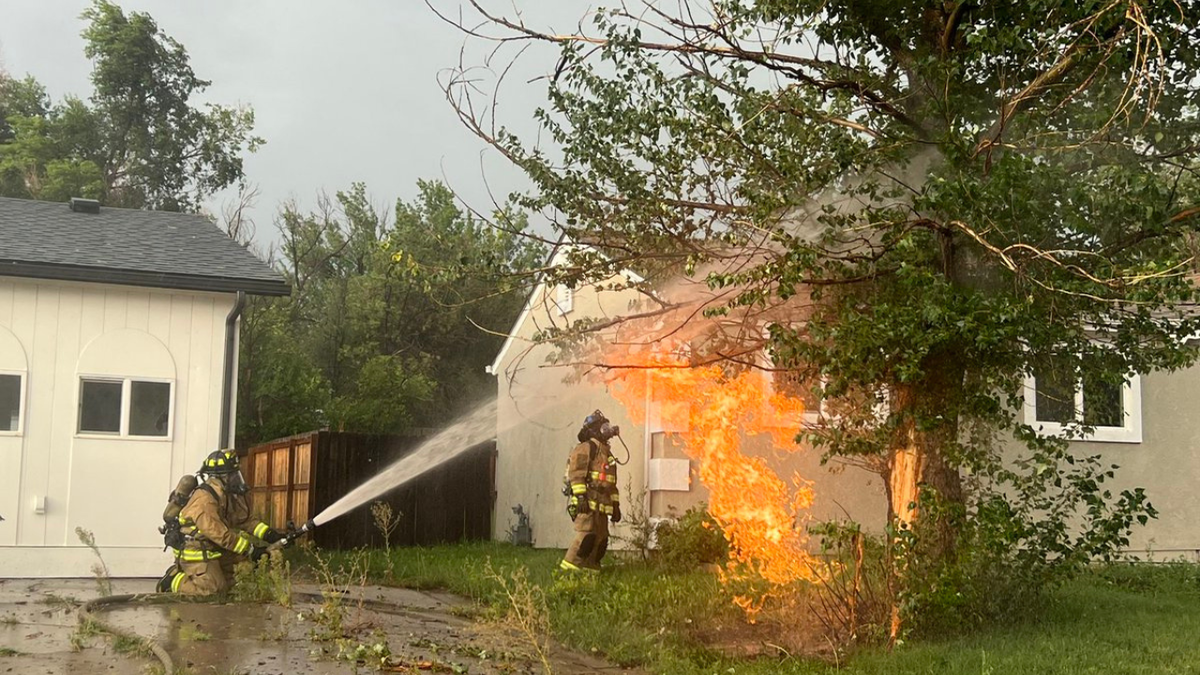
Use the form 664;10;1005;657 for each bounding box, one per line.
0;370;27;437
554;284;574;316
76;375;175;441
1022;372;1142;444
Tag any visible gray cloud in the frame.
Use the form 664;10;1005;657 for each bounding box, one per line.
0;0;590;247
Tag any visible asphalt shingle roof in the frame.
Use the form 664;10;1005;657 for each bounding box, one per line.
0;197;288;296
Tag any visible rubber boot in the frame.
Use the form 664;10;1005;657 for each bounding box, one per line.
156;564;180;593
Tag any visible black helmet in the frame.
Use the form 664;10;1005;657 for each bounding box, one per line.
200;449;250;495
200;449;239;475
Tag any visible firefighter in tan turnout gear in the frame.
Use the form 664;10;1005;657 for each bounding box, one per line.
156;449;283;595
561;410;623;572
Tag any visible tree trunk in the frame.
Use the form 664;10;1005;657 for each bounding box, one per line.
886;350;965;646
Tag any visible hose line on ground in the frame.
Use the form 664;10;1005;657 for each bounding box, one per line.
79;593;179;673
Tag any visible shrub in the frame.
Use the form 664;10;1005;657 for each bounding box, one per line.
654;506;728;569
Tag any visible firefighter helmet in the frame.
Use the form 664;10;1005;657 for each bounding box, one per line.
579;410;619;442
200;449;239;475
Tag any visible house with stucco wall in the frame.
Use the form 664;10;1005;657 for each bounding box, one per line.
486;244;888;550
0;196;287;578
489;243;1200;559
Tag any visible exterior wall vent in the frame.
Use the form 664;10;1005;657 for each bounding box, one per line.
69;198;101;214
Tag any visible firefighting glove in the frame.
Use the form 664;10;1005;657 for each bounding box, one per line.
260;528;285;545
249;545;267;563
611;504;622;524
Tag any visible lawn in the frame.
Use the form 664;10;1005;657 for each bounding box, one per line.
300;543;1200;675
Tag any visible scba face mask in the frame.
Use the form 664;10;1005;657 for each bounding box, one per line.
225;469;250;495
598;422;620;441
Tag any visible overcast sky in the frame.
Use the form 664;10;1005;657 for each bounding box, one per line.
0;0;590;247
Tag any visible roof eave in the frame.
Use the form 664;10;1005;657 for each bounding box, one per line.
0;260;291;297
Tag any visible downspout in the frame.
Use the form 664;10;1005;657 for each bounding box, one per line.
219;291;247;450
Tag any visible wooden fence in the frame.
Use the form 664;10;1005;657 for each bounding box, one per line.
244;430;495;549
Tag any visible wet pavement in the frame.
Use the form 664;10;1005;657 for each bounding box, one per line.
0;579;156;675
0;579;638;675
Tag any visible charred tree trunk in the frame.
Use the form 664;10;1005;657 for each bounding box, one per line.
885;349;965;645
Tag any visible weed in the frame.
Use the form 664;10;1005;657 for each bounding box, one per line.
75;527;113;597
809;520;890;647
0;613;19;625
70;617;101;652
231;551;292;606
333;627;392;670
306;547;373;642
370;500;402;550
178;624;211;642
0;647;19;656
112;634;155;659
371;500;402;580
485;560;553;675
609;480;656;560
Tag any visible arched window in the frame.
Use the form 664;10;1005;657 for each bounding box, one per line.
77;330;176;439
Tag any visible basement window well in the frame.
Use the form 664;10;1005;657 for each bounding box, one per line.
1023;365;1142;443
0;373;22;433
78;377;173;438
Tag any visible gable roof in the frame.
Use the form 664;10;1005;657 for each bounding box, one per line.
0;197;288;296
488;239;643;374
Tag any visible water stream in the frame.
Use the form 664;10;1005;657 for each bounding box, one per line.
312;399;498;527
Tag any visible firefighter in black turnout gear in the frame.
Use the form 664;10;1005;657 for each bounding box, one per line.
156;450;284;595
561;410;622;572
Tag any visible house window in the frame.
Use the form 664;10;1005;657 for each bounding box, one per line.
0;373;22;433
130;381;172;436
555;285;573;316
79;379;122;433
1024;366;1141;443
78;378;173;438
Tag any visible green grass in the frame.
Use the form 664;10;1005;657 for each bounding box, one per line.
300;543;1200;675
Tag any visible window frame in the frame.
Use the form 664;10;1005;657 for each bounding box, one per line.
0;370;26;437
76;375;175;441
1022;370;1142;444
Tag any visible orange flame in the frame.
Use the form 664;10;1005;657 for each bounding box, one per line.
605;351;817;617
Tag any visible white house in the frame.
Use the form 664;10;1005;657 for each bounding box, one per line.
0;197;288;577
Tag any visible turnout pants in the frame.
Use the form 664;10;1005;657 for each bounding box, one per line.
561;511;609;572
169;557;229;596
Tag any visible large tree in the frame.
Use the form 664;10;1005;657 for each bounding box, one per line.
0;0;260;210
443;0;1200;635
